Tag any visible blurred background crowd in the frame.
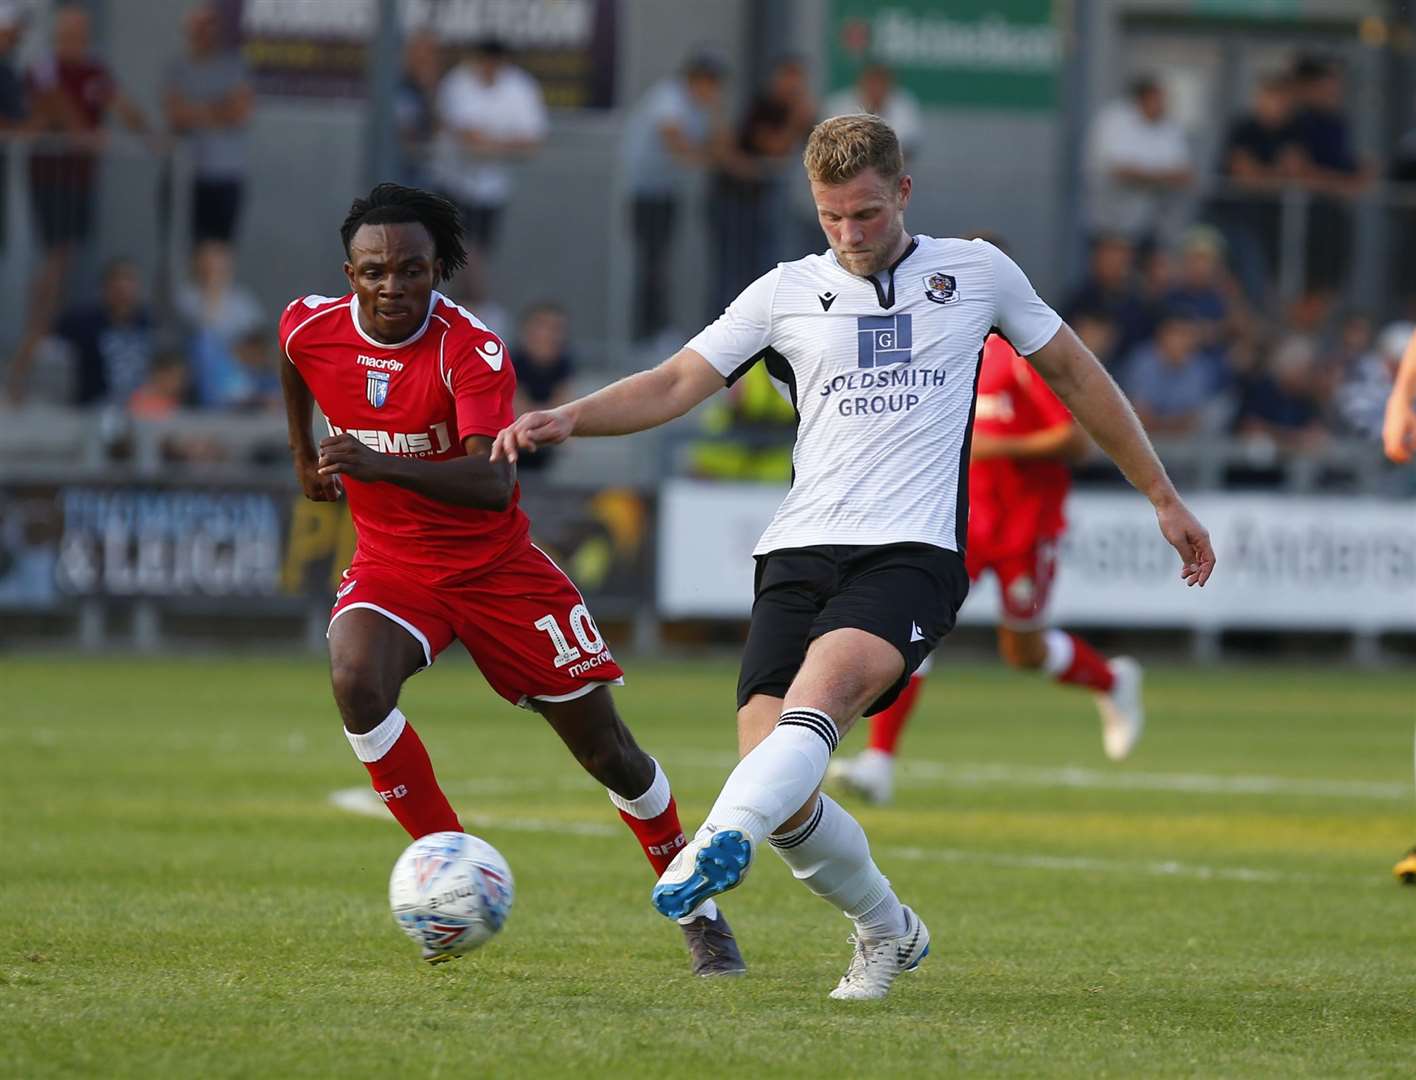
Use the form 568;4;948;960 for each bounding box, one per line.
0;0;1411;492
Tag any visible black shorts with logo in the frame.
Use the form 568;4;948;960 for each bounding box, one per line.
736;543;970;716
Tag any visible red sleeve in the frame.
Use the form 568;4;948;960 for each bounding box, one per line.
446;330;517;441
280;295;345;365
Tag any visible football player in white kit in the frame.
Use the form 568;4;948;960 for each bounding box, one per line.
493;115;1216;1000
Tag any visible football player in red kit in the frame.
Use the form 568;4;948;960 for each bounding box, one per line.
279;183;743;974
829;332;1145;804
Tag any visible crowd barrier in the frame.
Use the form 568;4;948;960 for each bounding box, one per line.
657;479;1416;662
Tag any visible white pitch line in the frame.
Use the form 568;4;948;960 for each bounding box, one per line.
668;754;1408;801
891;761;1410;801
327;788;1366;887
878;845;1360;886
329;787;619;837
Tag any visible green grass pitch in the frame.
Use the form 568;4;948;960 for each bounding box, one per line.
3;654;1414;1078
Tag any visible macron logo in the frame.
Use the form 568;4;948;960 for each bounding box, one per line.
475;339;504;371
358;354;404;372
910;622;926;643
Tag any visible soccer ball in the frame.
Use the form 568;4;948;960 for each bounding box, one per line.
389;831;514;960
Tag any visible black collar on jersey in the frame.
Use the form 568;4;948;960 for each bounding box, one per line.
866;236;919;310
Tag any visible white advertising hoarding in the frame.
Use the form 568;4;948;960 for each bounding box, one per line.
657;480;1416;630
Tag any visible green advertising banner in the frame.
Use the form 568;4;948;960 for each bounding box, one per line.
827;0;1059;111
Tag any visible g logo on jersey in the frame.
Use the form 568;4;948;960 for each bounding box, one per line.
857;314;912;369
367;371;390;408
923;271;958;305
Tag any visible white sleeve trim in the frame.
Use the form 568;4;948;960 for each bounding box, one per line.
976;239;1063;357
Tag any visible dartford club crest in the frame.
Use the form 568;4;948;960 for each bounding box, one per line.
367;370;390;408
923;271;958;305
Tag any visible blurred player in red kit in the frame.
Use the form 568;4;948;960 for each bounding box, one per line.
279;183;743;973
829;331;1145;804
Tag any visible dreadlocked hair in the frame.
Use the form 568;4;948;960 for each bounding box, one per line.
340;183;468;283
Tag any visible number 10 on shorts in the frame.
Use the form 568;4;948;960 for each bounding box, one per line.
534;604;606;668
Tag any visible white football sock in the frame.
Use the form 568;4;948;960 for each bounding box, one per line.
606;757;671;818
769;794;907;943
1041;628;1075;677
704;707;839;846
680;899;719;925
344;708;406;763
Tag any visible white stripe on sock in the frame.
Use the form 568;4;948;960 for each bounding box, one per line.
344;708;407;763
1042;629;1074;677
607;758;671;820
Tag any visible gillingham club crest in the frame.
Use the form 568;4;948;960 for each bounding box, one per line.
923;271;959;305
366;370;390;408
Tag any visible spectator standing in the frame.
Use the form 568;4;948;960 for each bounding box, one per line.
1085;76;1193;248
6;4;148;402
511;302;576;473
394;29;443;188
1121;314;1229;436
1208;74;1304;305
706;56;814;318
0;2;31;252
821;62;921;159
173;242;263;409
1288;56;1371;296
622;50;726;343
0;1;24;131
163;1;253;253
53;257;154;408
432;37;547;256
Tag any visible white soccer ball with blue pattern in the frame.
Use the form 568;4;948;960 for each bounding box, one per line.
389;831;514;961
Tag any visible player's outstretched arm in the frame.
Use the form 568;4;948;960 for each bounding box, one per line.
1382;330;1416;464
317;434;514;510
280;357;342;502
1028;323;1215;587
491;348;724;463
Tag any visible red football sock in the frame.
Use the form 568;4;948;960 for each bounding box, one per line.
1056;633;1115;693
618;797;688;875
867;675;925;756
347;710;462;839
608;759;687;875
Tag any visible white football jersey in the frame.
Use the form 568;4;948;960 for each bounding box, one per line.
685;236;1062;557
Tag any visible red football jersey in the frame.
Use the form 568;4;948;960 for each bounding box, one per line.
968;334;1073;559
280;291;529;583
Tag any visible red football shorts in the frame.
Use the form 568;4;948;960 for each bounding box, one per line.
328;543;625;707
965;536;1060;631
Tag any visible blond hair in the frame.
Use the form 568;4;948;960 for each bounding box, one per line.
803;114;903;185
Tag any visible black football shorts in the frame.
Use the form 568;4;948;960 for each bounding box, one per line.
736;542;969;716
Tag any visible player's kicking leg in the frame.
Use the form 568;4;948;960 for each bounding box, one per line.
654;628;929;1000
533;687;746;977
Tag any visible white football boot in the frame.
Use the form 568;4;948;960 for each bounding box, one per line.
1096;656;1145;761
829;905;931;1001
826;748;896;806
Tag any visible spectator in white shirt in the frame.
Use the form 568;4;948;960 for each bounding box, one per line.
621;50;727;343
821;63;921;159
1086;76;1194;247
431;37;548;255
